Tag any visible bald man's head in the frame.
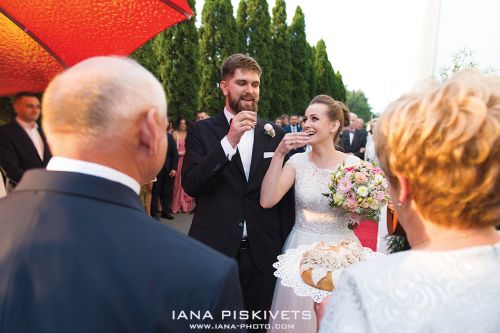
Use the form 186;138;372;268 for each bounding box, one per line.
42;56;168;183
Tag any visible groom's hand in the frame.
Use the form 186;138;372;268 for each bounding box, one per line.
227;111;257;148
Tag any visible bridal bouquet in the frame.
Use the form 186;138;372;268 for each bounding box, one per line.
324;162;390;229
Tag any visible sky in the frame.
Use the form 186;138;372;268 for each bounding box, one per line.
195;0;500;114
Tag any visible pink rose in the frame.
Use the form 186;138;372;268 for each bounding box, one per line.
338;176;352;193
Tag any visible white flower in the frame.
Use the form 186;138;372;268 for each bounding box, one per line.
264;123;276;138
333;192;344;204
374;174;384;184
356;186;369;197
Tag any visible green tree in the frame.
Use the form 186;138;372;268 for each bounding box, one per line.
346;89;372;122
313;40;335;96
307;44;316;100
288;6;310;115
198;0;238;114
246;0;273;118
334;71;346;102
0;97;14;126
313;39;346;102
236;0;249;53
130;40;159;78
269;0;292;118
153;0;199;122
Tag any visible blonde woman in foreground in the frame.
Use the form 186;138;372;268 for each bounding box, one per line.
317;70;500;332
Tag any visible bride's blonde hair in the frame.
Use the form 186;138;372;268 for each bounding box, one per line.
375;70;500;228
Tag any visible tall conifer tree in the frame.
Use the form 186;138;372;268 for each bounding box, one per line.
153;0;199;122
314;39;336;98
288;7;310;115
236;0;249;53
198;0;238;114
270;0;292;118
246;0;273;118
307;44;317;100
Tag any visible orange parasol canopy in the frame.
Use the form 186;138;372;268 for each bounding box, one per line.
0;0;192;96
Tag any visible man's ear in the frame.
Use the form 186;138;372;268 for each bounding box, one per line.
220;80;228;96
139;109;161;155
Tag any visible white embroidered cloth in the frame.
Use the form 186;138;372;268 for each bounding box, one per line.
273;241;384;303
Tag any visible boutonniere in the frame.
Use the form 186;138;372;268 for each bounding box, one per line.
264;123;276;138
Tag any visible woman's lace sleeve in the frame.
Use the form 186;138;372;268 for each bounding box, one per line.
284;152;301;169
319;271;369;333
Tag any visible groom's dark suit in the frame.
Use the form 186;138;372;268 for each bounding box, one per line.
182;111;294;320
0;169;244;333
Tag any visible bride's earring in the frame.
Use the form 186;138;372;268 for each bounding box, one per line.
397;201;403;207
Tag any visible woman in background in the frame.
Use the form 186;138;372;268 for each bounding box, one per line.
171;118;195;214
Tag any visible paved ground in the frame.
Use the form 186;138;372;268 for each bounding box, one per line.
158;212;192;235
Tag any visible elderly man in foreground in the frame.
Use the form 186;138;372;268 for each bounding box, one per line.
0;57;244;333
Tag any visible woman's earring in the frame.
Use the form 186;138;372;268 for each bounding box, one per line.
397;201;403;207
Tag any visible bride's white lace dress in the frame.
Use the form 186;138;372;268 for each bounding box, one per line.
268;152;362;333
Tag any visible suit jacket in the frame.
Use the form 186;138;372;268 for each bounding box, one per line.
283;124;302;134
0;120;51;184
0;170;244;333
182;111;295;272
341;129;367;160
283;124;305;155
163;133;179;174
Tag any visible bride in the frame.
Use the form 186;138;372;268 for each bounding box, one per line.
260;95;363;332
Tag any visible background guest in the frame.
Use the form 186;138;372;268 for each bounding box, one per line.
340;112;367;159
284;114;305;156
0;92;51;189
318;70;500;332
172;117;195;213
364;118;379;164
151;118;179;220
196;111;210;121
274;117;283;127
281;113;290;128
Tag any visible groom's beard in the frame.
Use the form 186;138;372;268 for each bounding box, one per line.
229;92;259;113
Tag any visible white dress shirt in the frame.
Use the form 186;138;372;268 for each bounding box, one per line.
220;107;254;238
46;157;141;194
16;118;44;160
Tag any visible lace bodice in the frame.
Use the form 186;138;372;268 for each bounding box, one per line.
287;153;361;236
319;242;500;333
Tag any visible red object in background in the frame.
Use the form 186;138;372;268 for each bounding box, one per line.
354;220;378;251
0;0;192;96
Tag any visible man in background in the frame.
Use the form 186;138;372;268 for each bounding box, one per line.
341;112;367;159
151;118;179;220
0;93;51;189
196;111;209;121
284;114;305;156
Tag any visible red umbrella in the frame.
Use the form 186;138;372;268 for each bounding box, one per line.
0;0;192;96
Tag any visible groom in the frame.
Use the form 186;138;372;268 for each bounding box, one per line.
183;54;294;330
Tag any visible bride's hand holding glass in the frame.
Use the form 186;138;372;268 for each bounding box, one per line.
276;132;310;156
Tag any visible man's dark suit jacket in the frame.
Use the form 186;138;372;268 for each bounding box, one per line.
283;124;305;155
151;133;179;216
0;170;244;333
182;111;294;273
283;124;302;134
164;133;179;173
0;120;51;184
340;129;367;160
